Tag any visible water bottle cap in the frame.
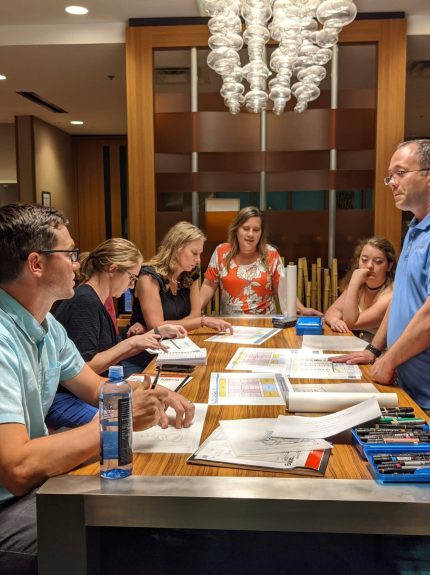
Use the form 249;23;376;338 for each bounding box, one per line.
108;365;124;380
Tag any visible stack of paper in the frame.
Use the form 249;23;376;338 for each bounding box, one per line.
152;337;207;367
188;418;331;476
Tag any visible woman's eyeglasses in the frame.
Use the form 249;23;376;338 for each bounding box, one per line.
127;271;139;284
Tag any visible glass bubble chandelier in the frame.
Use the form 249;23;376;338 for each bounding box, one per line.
202;0;357;114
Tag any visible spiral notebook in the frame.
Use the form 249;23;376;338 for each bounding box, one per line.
156;347;207;367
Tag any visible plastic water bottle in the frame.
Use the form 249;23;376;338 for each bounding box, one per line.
99;365;133;479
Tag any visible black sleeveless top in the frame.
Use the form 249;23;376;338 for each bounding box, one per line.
130;265;199;328
128;266;199;367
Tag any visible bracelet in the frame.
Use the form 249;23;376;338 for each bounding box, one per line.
201;315;206;328
154;326;160;336
365;343;382;358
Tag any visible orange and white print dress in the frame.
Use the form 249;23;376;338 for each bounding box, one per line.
204;243;283;315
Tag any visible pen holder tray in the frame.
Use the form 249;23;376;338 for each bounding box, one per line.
365;446;430;483
352;425;430;460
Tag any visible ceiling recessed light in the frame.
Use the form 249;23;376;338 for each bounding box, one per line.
0;74;6;81
70;120;84;125
65;6;88;15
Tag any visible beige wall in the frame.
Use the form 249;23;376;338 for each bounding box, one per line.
32;118;77;237
0;123;17;183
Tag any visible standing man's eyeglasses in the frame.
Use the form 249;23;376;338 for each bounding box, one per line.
383;168;430;186
37;249;80;262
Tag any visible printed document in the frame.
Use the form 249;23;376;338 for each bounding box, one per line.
206;325;281;345
208;372;289;405
127;374;193;393
225;348;361;379
226;347;321;372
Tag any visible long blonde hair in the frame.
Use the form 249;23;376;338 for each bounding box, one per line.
80;238;143;280
145;222;206;288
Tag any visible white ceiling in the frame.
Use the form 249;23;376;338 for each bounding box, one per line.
0;0;429;135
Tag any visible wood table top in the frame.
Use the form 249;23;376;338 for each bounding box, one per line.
70;318;426;481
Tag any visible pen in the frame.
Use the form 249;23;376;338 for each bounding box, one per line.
175;375;191;393
151;366;161;390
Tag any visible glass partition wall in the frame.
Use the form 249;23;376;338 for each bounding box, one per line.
126;19;406;272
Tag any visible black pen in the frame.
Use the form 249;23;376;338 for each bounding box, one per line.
175;375;191;393
151;366;161;390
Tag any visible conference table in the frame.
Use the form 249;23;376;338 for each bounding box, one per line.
37;318;430;574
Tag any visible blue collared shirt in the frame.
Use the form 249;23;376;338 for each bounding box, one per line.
0;288;85;503
387;212;430;408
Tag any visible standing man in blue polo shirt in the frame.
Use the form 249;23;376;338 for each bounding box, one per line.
0;203;194;575
333;139;430;409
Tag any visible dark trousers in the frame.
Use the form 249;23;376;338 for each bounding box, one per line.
0;491;38;575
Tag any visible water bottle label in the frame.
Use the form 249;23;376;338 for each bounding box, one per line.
118;397;132;466
101;429;119;461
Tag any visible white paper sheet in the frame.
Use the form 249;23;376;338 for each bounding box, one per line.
272;396;381;439
127;375;193;392
225;347;322;372
302;335;368;352
132;403;208;453
146;336;201;354
205;325;281;345
219;418;331;455
208;372;289;405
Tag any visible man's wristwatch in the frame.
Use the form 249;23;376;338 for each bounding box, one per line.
365;343;382;358
154;326;161;336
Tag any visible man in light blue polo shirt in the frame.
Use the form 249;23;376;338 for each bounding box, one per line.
333;139;430;409
0;203;193;575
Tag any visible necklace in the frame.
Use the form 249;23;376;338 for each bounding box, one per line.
366;281;386;291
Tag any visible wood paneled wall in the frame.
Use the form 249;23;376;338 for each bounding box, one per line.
126;18;407;257
72;137;126;251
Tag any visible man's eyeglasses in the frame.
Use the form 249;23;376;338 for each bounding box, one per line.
127;271;139;284
38;249;80;262
384;168;430;186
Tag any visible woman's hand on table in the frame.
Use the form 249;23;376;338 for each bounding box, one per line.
203;316;233;334
329;319;350;333
127;322;145;337
297;306;324;317
158;324;187;339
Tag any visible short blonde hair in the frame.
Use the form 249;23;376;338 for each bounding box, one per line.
80;238;143;279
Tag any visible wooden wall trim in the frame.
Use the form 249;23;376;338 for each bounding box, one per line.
126;19;407;257
374;19;406;256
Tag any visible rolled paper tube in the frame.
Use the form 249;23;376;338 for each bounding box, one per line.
288;392;398;413
286;264;297;318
